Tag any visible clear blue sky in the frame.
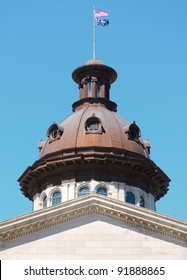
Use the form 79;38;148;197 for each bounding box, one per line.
0;0;187;221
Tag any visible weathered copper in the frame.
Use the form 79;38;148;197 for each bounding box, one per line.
18;59;170;202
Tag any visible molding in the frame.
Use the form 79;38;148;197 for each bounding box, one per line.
0;194;187;245
19;151;170;201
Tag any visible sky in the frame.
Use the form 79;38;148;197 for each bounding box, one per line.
0;0;187;222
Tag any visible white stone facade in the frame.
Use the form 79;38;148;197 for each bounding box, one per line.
33;180;156;211
1;194;187;260
1;217;187;260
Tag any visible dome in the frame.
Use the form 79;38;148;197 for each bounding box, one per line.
18;59;170;205
39;105;149;160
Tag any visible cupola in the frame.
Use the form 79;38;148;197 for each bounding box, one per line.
72;58;117;112
18;59;170;212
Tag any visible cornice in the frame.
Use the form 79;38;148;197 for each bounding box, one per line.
18;151;170;201
0;195;187;246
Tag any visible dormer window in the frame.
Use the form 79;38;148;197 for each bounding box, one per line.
128;121;141;141
85;116;103;134
50;129;58;139
87;119;100;131
47;122;64;143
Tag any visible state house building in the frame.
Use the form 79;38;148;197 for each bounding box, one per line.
0;58;187;259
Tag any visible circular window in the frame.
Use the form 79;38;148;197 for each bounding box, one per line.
47;123;64;142
85;117;102;133
86;117;100;131
50;129;58;139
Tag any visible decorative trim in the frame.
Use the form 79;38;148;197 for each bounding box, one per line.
0;194;187;245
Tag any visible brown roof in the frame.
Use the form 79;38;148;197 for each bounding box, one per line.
39;103;149;160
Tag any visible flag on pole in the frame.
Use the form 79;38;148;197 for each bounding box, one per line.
94;8;109;27
96;18;109;26
92;7;109;58
94;9;108;18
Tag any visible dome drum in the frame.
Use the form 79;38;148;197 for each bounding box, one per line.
18;146;170;202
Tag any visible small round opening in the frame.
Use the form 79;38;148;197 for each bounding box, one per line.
85;117;101;132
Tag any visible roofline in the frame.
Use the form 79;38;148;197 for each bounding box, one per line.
0;194;186;246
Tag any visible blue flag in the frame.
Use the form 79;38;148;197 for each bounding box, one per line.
96;18;109;26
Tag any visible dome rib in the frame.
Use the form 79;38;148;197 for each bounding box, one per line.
74;105;90;150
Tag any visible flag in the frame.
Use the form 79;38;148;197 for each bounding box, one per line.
94;9;108;18
96;18;109;26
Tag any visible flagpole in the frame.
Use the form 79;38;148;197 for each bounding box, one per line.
93;6;96;59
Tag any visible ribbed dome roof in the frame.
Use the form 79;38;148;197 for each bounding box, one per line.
19;59;170;202
39;104;149;160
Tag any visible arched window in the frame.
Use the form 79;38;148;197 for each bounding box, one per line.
140;196;145;207
78;186;90;196
125;192;135;205
96;186;107;196
43;196;47;208
52;191;61;206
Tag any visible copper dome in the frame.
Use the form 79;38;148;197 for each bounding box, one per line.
18;59;170;201
39;105;149;160
40;59;149;159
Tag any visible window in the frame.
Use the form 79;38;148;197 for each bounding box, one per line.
87;119;100;131
85;117;102;133
47;123;64;143
50;129;58;139
52;191;61;206
125;192;135;204
78;186;90;196
96;186;107;196
128;122;141;141
43;196;47;208
140;196;145;207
